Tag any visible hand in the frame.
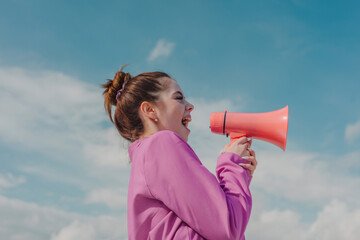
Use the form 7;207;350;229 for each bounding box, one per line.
222;137;252;157
222;137;257;176
240;148;257;176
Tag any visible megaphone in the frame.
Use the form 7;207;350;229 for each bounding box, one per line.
210;106;289;151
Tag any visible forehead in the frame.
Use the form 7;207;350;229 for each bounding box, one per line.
161;78;183;94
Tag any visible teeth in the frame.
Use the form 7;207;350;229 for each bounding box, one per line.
182;117;191;126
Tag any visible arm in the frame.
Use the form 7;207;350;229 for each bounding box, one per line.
143;131;252;240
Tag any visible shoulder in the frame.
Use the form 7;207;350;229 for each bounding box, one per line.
129;130;185;158
131;130;198;165
148;130;184;145
143;130;196;160
143;130;190;155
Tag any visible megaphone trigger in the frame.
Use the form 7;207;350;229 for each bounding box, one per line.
229;132;247;145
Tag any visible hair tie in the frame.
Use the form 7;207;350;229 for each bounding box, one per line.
116;80;128;100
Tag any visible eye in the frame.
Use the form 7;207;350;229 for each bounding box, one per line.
175;95;184;101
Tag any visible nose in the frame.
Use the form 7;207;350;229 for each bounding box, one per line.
186;100;194;112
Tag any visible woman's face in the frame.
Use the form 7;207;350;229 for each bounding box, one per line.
154;78;194;142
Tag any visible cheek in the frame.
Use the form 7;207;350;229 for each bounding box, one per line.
171;108;183;125
160;102;185;128
176;105;185;119
167;106;183;128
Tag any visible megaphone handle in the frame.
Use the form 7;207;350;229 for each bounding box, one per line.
229;132;247;145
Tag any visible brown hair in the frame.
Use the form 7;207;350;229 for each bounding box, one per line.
102;66;170;142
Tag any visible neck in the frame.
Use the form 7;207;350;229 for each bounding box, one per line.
140;120;161;139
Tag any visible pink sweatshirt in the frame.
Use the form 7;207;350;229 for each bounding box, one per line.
127;130;252;240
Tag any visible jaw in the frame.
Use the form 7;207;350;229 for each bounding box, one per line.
173;123;190;142
182;124;191;141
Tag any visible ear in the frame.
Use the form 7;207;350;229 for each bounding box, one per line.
139;101;157;121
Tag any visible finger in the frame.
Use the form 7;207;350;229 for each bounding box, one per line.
251;157;257;168
239;163;255;175
234;137;249;145
242;150;251;158
242;156;257;167
248;148;255;157
253;157;257;167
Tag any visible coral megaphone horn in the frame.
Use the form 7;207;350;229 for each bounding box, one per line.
210;106;289;151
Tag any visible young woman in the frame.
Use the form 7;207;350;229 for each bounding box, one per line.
102;66;257;240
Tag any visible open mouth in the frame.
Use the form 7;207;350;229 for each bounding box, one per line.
181;116;191;129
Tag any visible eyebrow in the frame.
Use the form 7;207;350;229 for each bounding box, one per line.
173;91;184;97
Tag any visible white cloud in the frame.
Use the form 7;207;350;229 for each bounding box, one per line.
247;200;360;240
83;128;130;169
252;150;360;206
85;187;127;209
51;221;96;240
0;195;127;240
0;66;130;237
0;173;25;189
147;39;175;62
345;120;360;143
0;67;104;157
0;66;130;180
247;208;306;240
19;164;92;189
308;200;360;240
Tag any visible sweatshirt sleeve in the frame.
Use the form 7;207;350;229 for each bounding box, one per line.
143;131;252;240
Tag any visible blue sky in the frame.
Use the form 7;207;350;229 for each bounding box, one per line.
1;1;359;239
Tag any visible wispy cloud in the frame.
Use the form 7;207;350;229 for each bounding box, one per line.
247;199;360;240
85;187;127;210
51;221;96;240
147;39;175;62
0;66;129;174
0;173;25;189
252;150;360;206
0;67;104;157
345;120;360;143
0;66;130;239
83;128;130;169
307;200;360;240
247;208;306;240
0;195;127;240
85;188;127;209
